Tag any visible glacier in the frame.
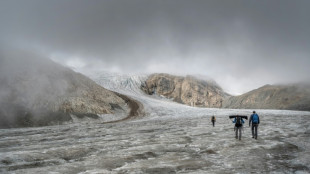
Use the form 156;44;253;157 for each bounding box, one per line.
0;71;310;173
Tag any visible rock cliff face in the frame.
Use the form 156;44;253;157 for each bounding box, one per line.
141;74;310;111
141;73;230;108
222;84;310;111
0;51;129;128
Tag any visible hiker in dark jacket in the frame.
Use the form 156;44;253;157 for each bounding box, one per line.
232;116;245;140
249;111;260;139
211;116;216;127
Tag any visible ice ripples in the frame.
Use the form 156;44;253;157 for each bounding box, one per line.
1;113;310;173
1;72;310;173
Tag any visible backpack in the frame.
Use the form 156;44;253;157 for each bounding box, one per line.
212;116;216;122
235;117;242;127
252;114;259;124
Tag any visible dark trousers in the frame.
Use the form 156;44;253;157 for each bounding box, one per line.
251;124;258;139
212;121;215;127
235;126;242;140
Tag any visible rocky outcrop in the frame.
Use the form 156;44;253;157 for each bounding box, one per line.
141;73;230;108
0;51;130;128
141;73;310;111
222;84;310;111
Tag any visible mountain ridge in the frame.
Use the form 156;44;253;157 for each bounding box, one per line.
222;83;310;111
141;73;310;111
0;51;140;128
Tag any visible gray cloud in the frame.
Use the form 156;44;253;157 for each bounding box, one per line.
1;0;310;94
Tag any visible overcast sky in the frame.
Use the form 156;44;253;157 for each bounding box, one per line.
1;0;310;95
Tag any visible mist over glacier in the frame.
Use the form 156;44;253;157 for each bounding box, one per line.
1;0;310;173
1;71;310;173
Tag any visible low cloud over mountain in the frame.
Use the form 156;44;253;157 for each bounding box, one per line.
0;49;131;128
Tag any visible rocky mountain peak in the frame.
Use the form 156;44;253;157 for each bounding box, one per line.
141;73;230;108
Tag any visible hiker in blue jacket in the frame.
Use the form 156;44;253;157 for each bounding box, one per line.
249;111;260;139
232;116;245;140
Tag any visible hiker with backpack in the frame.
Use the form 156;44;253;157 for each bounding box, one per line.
211;116;216;127
249;111;260;139
232;115;245;140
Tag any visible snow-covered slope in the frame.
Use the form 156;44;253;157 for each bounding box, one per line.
87;71;146;95
86;71;202;119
